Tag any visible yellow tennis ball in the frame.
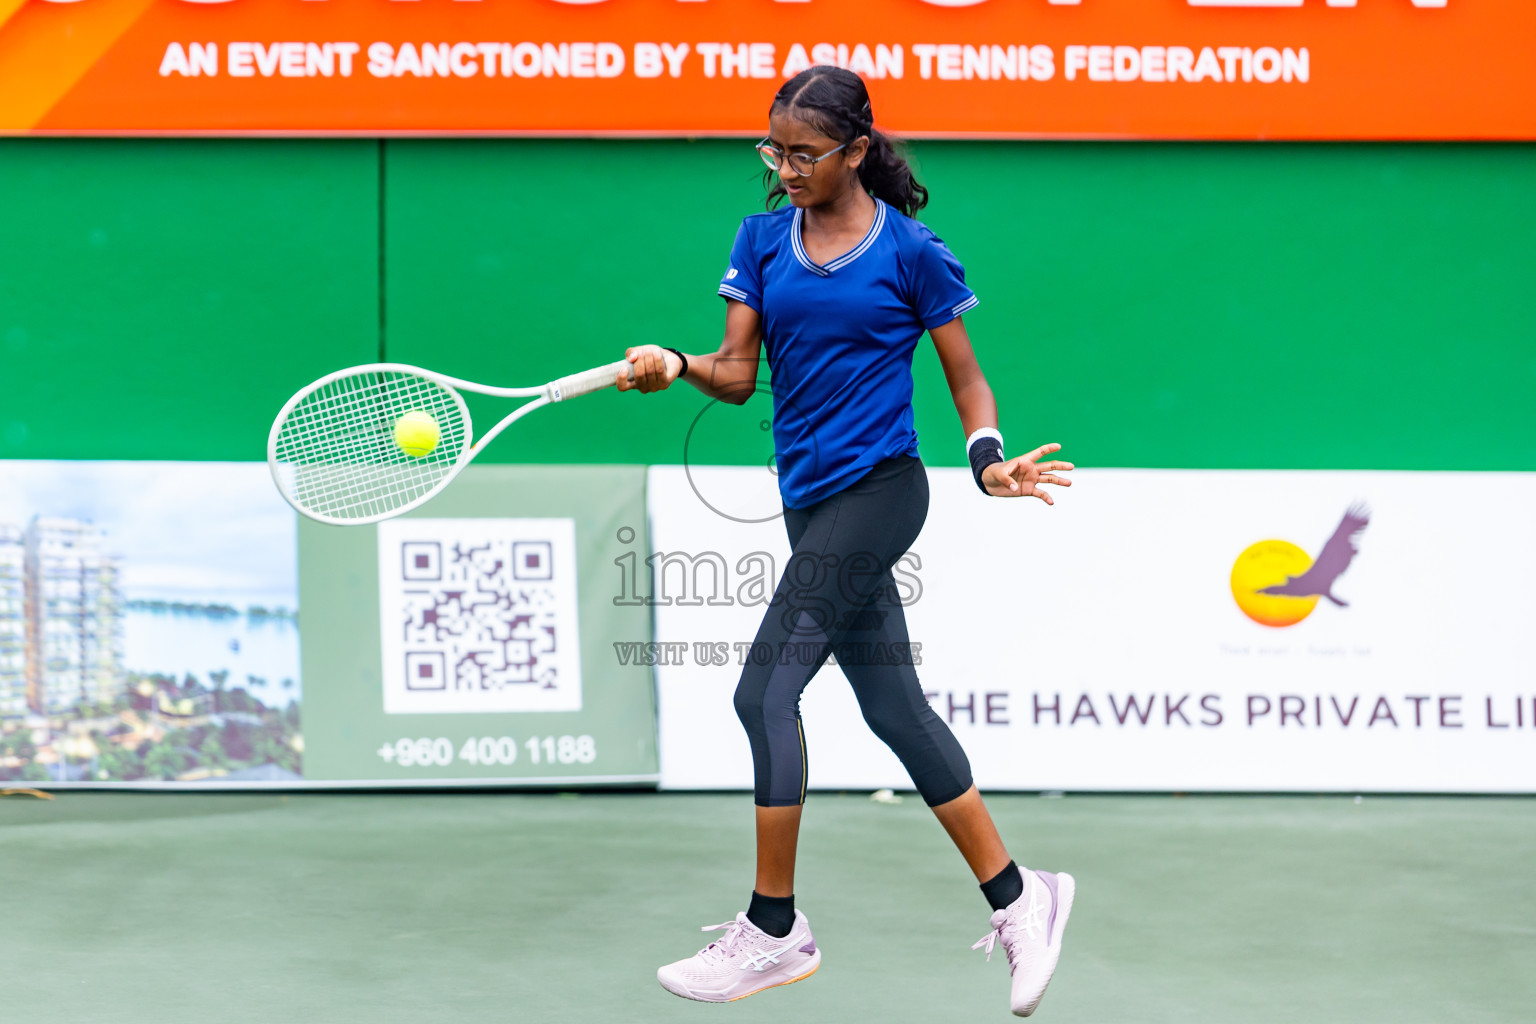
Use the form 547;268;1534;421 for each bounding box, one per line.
394;410;441;458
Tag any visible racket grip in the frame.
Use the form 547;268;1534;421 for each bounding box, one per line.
548;360;635;402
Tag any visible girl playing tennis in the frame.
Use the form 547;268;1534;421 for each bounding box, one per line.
619;67;1075;1017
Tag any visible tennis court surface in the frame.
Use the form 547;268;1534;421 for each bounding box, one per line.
4;791;1531;1023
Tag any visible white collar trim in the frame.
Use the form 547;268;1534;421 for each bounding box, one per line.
790;199;887;277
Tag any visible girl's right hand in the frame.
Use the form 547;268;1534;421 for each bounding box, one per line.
619;345;683;393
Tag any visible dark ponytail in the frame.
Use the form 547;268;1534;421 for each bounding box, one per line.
765;66;929;218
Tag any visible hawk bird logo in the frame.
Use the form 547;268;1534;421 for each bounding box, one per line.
1256;504;1370;608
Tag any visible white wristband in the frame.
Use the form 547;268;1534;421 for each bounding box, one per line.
965;427;1004;457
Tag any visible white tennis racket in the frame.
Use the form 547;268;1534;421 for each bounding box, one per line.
267;359;633;525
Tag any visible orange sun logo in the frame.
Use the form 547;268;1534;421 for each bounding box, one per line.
1230;505;1370;628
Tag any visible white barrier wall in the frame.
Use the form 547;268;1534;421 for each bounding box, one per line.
648;466;1536;793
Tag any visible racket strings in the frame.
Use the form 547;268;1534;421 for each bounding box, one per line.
272;370;469;520
282;385;463;518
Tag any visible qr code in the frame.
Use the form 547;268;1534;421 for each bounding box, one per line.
377;518;583;714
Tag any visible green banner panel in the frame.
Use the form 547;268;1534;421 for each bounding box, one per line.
910;141;1536;473
298;464;656;784
4;138;1530;472
381;138;756;471
384;140;1536;471
0;139;379;462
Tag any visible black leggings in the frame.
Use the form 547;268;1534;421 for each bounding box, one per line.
733;455;974;807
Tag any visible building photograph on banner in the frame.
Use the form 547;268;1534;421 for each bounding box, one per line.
3;0;1532;137
0;461;301;786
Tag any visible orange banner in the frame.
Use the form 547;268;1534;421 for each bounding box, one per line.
3;0;1533;138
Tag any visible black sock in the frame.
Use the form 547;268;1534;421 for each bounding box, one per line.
746;891;796;938
980;861;1024;912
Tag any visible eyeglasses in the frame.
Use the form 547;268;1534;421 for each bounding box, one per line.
756;138;848;177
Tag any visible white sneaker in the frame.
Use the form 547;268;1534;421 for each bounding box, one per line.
657;909;821;1003
972;868;1076;1016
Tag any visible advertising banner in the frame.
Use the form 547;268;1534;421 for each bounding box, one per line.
298;464;658;787
0;460;658;788
649;465;1536;793
0;460;302;786
3;0;1532;139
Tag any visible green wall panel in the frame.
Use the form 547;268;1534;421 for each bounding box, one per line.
0;140;379;461
913;142;1536;472
385;140;1536;471
382;139;757;469
3;140;1530;469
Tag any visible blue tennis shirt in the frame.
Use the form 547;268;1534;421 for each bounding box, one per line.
718;197;978;509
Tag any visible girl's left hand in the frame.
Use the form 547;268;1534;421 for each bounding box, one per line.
981;443;1074;503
